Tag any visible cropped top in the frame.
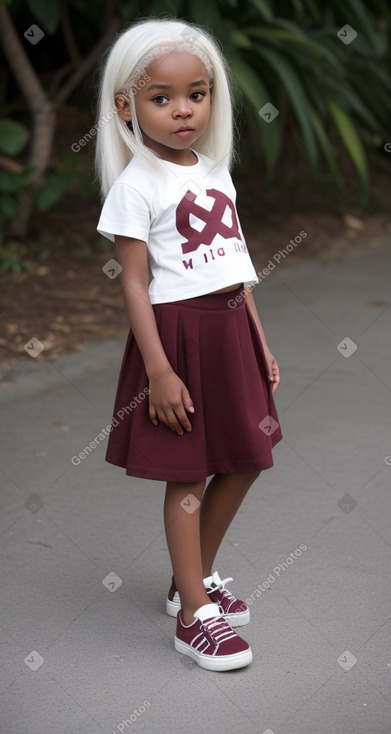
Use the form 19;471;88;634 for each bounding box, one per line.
97;150;259;304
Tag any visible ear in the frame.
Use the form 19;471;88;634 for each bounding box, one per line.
115;94;132;122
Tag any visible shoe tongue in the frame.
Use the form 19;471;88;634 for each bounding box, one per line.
203;571;222;589
194;603;220;623
212;571;222;586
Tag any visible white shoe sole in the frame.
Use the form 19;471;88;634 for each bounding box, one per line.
175;637;252;671
167;598;250;627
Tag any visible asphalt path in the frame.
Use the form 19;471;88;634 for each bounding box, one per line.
1;236;390;733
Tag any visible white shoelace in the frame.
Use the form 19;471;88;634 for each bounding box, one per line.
209;576;236;603
201;615;236;644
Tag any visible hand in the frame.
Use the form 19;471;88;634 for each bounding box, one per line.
148;367;195;435
264;349;281;394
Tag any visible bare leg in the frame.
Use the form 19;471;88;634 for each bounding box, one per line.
164;479;211;625
199;471;261;577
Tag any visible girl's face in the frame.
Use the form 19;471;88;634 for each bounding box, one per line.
116;50;211;165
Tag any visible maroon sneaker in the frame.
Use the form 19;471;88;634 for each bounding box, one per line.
175;603;252;671
167;571;250;626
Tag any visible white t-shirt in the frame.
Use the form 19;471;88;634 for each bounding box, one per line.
97;150;259;304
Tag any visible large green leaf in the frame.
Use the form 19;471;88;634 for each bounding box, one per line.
254;46;318;165
27;0;60;34
335;86;377;130
35;173;74;210
0;194;19;218
230;29;252;50
229;56;282;170
244;25;340;67
299;0;322;21
327;99;368;186
342;0;379;48
309;108;343;190
0;119;29;155
0;169;30;192
247;0;274;21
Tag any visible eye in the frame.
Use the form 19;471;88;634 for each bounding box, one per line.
152;95;168;104
191;91;206;101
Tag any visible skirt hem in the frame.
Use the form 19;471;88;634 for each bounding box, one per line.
105;449;281;482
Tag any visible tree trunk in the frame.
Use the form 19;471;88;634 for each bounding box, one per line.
0;5;120;240
9;105;56;239
0;6;55;239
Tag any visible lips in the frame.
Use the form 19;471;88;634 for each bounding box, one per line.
173;127;195;138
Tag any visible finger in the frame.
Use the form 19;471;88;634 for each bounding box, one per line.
271;374;280;392
176;406;192;433
158;407;185;435
169;402;192;434
149;403;159;425
182;387;195;414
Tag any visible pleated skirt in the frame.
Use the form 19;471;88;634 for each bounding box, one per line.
105;286;283;482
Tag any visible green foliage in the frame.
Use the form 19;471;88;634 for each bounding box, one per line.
0;237;33;272
0;167;32;215
190;0;391;201
0;118;32;270
1;0;390;264
0;119;30;155
0;164;34;272
26;0;60;33
34;149;98;212
35;173;75;211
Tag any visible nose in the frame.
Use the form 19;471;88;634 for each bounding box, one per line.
173;97;192;118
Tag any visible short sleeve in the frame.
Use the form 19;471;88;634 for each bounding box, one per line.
97;182;151;243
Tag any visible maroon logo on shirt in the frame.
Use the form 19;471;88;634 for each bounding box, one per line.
176;189;242;254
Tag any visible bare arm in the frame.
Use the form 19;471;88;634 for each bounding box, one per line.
244;287;281;392
115;235;194;434
115;235;171;379
244;288;272;354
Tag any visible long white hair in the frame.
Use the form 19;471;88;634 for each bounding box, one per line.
95;16;236;199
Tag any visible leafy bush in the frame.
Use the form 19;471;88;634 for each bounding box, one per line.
174;0;391;200
0;0;390;268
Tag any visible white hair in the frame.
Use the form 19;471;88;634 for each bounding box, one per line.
95;17;236;199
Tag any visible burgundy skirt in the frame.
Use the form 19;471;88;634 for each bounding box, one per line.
105;286;283;482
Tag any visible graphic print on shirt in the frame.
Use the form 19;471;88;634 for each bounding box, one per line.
175;188;249;270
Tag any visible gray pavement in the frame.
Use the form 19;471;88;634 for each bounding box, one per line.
1;235;391;734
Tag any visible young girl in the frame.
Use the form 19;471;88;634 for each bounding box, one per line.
96;16;282;672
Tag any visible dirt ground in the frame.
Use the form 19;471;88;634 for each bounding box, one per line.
1;107;390;371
